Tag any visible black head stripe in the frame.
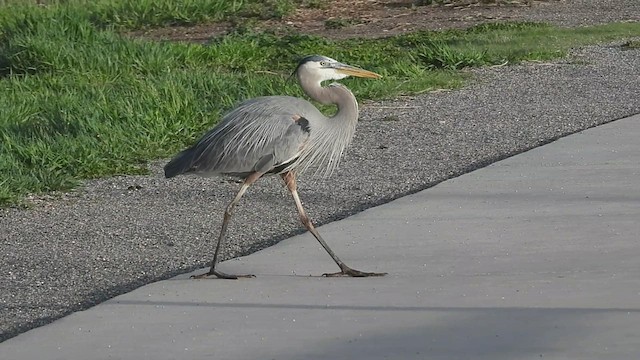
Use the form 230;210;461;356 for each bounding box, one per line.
293;55;329;76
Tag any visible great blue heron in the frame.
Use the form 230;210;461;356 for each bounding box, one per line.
165;55;386;279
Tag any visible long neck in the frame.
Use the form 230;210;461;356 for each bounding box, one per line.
295;77;359;177
300;78;359;123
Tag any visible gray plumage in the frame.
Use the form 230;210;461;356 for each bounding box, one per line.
165;56;368;179
165;55;386;279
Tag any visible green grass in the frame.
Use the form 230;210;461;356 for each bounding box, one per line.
0;2;639;206
0;0;298;29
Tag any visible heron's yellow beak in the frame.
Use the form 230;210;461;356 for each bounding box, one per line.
335;64;382;79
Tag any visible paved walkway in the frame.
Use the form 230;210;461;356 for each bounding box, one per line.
2;114;639;359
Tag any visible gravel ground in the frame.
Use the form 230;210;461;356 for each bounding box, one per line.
1;7;639;342
519;0;640;27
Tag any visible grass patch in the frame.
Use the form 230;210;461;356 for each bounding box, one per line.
0;0;297;30
1;2;639;206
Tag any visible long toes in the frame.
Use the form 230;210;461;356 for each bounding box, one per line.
190;271;255;280
323;269;387;277
359;271;387;277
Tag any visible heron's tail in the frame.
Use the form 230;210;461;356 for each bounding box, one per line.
164;147;195;178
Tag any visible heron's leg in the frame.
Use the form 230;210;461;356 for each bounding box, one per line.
281;172;386;278
192;172;262;280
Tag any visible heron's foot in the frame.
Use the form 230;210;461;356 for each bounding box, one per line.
191;269;255;280
323;266;387;278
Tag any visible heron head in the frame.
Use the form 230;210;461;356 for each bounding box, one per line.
294;55;381;84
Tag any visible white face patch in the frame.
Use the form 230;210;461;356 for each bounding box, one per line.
301;57;348;83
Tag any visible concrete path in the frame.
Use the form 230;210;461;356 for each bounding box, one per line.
2;114;639;359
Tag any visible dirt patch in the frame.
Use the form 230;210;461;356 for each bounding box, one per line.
128;0;639;43
130;0;537;42
265;0;539;39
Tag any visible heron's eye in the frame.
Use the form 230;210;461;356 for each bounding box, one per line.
319;61;327;66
